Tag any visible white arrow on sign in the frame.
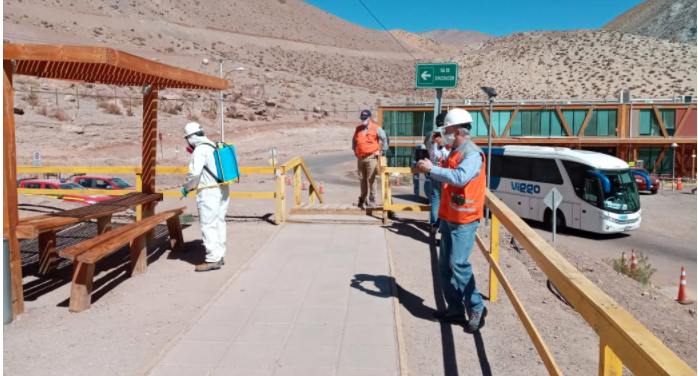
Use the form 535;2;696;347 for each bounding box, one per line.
421;71;431;81
544;187;562;210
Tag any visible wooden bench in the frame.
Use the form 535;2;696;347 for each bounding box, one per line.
17;192;163;275
59;207;186;313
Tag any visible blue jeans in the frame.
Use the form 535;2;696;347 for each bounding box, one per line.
439;219;484;314
429;176;442;227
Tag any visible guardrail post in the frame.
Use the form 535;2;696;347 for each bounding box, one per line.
135;172;143;221
275;171;285;225
294;166;301;206
382;171;389;225
489;213;500;302
599;340;622;376
309;185;316;204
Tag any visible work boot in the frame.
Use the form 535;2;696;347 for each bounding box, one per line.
195;259;223;272
367;197;376;208
432;310;466;324
465;307;488;333
354;197;366;209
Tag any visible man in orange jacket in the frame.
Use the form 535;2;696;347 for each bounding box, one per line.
417;108;487;333
352;110;388;208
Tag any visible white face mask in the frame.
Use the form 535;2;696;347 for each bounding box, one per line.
362;119;369;126
444;133;456;146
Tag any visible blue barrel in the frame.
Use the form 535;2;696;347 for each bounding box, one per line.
4;238;13;325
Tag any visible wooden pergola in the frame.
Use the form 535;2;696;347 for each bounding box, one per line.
2;44;227;316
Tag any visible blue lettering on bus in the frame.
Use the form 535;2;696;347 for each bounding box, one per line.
510;182;541;195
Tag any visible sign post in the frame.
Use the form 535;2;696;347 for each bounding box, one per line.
543;187;563;243
415;63;458;130
33;151;41;167
268;148;277;167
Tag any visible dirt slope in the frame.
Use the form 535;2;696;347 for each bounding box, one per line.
603;0;697;44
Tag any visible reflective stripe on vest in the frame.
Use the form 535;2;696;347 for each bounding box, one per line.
438;140;487;224
354;124;381;156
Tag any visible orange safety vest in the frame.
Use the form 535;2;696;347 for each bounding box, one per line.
438;140;486;225
354;123;381;157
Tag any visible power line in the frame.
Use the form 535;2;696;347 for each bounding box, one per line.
356;0;417;61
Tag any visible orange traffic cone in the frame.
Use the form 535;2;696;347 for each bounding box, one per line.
677;266;690;304
395;174;400;186
677;177;682;190
319;181;324;194
302;179;307;190
630;249;638;270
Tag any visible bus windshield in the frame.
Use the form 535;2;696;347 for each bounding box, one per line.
598;169;640;214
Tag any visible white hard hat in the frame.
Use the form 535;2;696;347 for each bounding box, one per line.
184;122;204;138
443;108;473;128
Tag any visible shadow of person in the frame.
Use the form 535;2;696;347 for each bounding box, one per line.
167;239;206;266
350;273;436;321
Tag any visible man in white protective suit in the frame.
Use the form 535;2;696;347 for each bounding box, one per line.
182;122;230;272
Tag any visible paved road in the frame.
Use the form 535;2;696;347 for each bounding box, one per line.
304;153;698;300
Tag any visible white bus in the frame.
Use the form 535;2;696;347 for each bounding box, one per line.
481;146;641;234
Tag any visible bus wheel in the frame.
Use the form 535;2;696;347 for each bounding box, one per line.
544;209;566;233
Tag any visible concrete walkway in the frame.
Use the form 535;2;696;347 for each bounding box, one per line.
148;224;399;376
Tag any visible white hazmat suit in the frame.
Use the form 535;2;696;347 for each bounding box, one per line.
183;130;230;263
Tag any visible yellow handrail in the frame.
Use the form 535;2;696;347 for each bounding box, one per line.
16;156;324;225
378;163;694;375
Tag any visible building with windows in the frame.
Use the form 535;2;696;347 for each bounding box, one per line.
378;99;697;177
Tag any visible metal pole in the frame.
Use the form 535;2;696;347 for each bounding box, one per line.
552;191;557;243
219;60;225;143
485;98;493;225
3;238;13;325
433;88;442;131
672;149;676;191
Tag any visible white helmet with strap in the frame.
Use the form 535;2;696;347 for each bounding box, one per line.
443;108;473;128
184;122;204;138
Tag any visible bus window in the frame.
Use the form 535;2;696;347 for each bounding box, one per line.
583;176;602;207
563;160;589;199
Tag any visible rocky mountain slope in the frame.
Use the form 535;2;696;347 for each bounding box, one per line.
603;0;697;44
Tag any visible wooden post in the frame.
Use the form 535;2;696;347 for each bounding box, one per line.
598;340;622;376
69;262;95;313
3;63;25;316
309;185;316;204
38;231;57;275
166;216;184;252
97;214;112;235
130;234;147;276
142;86;158;245
489;214;500;302
294;166;301;206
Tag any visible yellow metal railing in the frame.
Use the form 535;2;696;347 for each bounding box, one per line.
378;163;695;376
16;157;323;225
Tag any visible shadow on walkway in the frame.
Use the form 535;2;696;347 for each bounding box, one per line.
363;219;492;376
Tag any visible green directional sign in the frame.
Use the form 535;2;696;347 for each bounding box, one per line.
416;63;458;89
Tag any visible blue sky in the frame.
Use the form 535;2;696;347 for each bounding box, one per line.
303;0;644;37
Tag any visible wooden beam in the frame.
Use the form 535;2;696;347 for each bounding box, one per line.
555;106;573;136
4;44;227;90
500;106;520;138
474;233;563;375
651;146;668;175
577;105;596;137
481;106;497;138
652;105;669;138
141;85;158;244
674;104;694;136
3;63;24;316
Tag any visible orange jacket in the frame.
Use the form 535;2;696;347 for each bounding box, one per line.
438;141;486;224
354;123;381;157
